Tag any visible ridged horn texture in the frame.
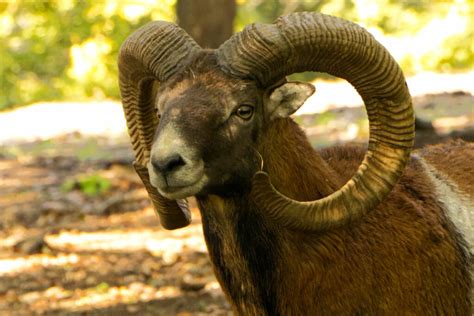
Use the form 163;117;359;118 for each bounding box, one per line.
118;21;200;230
217;12;415;232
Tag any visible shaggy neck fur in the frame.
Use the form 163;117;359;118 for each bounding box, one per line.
196;119;472;315
196;118;342;314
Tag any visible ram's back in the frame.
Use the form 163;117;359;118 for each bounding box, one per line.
320;140;473;307
320;140;473;249
418;139;474;195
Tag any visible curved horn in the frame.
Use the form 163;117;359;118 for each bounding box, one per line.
217;12;414;231
118;21;201;229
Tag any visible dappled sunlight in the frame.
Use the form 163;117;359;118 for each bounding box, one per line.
45;225;207;258
0;220;223;313
15;281;224;314
19;283;180;313
78;1;177;24
68;38;112;83
0;228;33;250
0;13;13;37
0;253;79;276
434;115;472;133
354;0;471;73
111;0;177;22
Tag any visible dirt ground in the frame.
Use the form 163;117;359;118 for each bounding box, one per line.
0;92;472;315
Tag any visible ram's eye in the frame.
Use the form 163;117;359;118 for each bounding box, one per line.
235;105;254;120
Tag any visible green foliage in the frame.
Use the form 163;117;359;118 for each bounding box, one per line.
1;0;472;110
62;173;111;197
436;29;474;71
237;0;473;79
0;0;175;110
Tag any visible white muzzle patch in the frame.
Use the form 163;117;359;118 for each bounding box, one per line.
148;122;207;199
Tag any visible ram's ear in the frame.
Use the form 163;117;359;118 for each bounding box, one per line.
264;81;315;120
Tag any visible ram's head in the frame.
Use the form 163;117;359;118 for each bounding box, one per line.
147;52;314;200
118;12;414;231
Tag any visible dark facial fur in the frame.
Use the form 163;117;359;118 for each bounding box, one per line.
154;51;264;197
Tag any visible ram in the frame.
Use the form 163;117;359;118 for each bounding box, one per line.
118;12;473;315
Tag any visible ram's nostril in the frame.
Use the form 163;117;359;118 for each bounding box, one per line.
152;153;186;174
165;154;185;172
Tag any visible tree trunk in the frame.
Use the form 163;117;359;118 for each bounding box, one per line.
177;0;236;49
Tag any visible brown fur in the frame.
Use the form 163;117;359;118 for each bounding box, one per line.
418;139;474;196
266;120;471;314
199;119;472;315
259;119;343;200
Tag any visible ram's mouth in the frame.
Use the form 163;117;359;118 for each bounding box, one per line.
147;160;208;200
155;175;208;199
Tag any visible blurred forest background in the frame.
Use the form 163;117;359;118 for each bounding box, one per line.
0;1;473;315
1;0;473;110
